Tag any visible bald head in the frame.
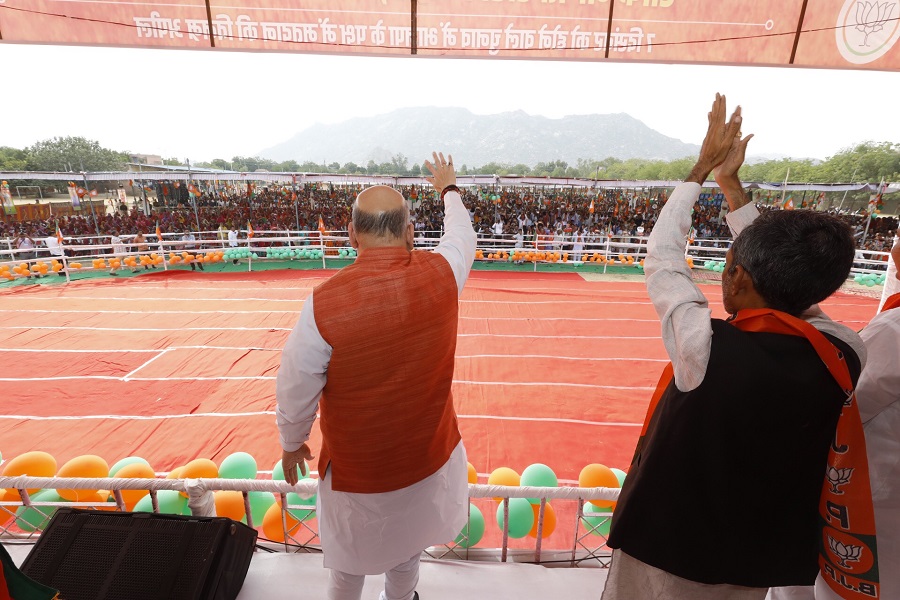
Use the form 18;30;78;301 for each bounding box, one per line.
350;185;412;250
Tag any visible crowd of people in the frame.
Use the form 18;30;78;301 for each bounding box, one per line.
1;183;896;262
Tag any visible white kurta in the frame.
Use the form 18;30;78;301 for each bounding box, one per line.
855;241;900;600
275;190;476;575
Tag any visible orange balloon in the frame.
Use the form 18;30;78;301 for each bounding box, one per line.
166;466;185;480
3;451;57;495
214;491;246;522
579;464;620;508
262;502;299;542
487;467;520;503
182;458;218;479
467;462;478;485
114;462;156;510
56;455;110;501
528;502;557;538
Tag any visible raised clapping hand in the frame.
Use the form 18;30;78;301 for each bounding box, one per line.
687;94;743;185
424;152;457;195
282;443;315;486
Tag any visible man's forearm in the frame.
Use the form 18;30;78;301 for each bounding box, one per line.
685;161;715;186
717;176;751;212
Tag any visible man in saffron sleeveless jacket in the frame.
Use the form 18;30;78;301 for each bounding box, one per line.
602;96;869;599
275;153;475;600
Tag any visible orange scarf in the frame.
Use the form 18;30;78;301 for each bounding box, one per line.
882;292;900;313
640;309;878;597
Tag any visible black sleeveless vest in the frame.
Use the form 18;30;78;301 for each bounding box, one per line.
608;318;861;588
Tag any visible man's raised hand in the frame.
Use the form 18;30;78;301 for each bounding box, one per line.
688;94;743;184
424;151;457;195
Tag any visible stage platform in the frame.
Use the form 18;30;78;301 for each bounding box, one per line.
4;542;607;599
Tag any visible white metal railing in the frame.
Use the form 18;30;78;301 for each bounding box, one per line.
0;475;619;567
1;231;891;284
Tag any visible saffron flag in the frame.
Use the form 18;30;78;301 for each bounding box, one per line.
156;222;162;241
318;217;326;234
55;223;63;245
784;196;794;210
247;221;254;238
589;198;595;214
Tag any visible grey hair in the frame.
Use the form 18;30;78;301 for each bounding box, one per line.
730;210;854;316
351;202;410;239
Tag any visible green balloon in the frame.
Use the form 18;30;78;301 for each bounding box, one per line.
272;459;285;481
249;491;275;525
15;489;62;532
134;490;189;516
287;491;317;508
109;456;151;477
496;498;534;539
251;253;258;259
520;463;558;505
610;468;627;487
455;504;485;548
219;452;257;480
865;279;876;287
582;503;613;537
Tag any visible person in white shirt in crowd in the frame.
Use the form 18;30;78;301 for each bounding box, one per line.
573;228;585;262
181;229;204;271
108;231;127;276
228;225;240;265
43;232;66;277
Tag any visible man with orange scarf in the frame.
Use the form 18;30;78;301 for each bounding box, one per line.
602;95;873;599
275;152;475;600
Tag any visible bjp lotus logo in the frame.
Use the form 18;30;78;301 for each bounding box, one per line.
826;466;854;494
828;536;863;568
837;0;900;63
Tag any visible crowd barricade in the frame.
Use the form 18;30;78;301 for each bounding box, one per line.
0;231;892;284
0;476;620;567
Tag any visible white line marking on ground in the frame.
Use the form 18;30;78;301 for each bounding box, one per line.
122;350;169;381
453;380;654;390
455;355;667;362
457;415;642;427
0;412;640;427
0;326;293;332
0;309;302;314
0;411;277;421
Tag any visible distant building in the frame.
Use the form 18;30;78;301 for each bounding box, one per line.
129;154;164;166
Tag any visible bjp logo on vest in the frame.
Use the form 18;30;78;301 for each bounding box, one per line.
826;466;854;494
828;536;863;569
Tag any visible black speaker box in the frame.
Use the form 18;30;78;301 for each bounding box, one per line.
20;508;257;600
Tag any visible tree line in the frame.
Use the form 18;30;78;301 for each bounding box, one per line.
2;136;899;184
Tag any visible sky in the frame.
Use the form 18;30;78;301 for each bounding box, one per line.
2;42;899;166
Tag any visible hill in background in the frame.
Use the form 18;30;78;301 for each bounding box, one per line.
259;107;700;168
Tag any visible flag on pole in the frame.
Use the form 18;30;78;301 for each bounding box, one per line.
783;195;794;210
156;222;162;241
56;223;64;245
589;198;595;214
247;221;254;238
318;217;326;234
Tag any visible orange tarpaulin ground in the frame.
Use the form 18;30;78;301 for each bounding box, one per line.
0;269;880;548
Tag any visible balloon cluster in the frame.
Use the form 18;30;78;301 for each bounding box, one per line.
223;249;256;261
451;462;626;547
854;272;886;287
264;248;335;260
703;260;726;272
0;450;297;539
169;251;227;265
578;464;627;538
